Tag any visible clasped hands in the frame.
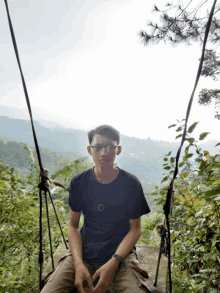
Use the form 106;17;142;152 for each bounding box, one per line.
75;258;119;293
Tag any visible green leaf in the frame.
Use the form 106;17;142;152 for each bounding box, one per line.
215;142;220;147
199;132;210;140
0;165;8;171
179;162;185;167
181;173;189;178
175;134;182;139
205;185;220;195
168;124;177;129
161;176;169;183
187;122;199;133
183;153;193;161
170;157;175;163
164;166;171;170
205;187;220;196
176;127;182;132
163;158;168;161
187;138;195;144
0;159;6;162
185;145;190;154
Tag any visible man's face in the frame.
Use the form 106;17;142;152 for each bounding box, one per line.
87;134;122;167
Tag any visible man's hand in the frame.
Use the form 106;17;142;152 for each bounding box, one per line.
91;259;119;293
74;263;94;293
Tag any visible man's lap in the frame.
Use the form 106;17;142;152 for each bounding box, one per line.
41;253;151;293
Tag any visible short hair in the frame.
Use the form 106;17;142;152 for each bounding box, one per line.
88;125;120;145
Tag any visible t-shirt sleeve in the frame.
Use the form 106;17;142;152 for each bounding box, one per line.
129;181;151;219
67;180;82;212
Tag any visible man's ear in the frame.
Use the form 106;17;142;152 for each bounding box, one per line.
117;146;122;156
87;146;92;155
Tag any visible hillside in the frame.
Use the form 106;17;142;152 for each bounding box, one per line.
0;138;83;177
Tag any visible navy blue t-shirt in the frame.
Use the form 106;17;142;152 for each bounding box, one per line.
67;167;150;266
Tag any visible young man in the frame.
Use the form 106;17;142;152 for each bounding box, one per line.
41;125;151;293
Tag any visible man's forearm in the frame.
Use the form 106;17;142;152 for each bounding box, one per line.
68;226;84;266
109;229;141;268
115;229;141;259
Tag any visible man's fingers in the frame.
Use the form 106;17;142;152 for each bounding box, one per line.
75;282;85;293
92;282;103;293
92;277;105;293
87;276;94;290
92;271;99;282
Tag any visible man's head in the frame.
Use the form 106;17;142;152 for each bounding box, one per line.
88;125;120;145
87;125;122;168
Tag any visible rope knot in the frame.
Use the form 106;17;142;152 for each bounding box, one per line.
38;168;50;192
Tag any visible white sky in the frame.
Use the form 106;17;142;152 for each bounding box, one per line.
0;0;219;142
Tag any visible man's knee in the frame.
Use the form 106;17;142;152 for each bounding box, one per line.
40;255;76;293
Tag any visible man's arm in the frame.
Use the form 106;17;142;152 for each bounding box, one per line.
110;217;142;267
68;208;84;265
68;209;94;293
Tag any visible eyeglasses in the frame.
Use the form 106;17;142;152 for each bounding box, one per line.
90;145;118;152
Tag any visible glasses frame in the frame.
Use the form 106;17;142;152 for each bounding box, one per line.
90;144;118;153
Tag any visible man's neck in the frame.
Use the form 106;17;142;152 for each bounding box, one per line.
94;165;119;182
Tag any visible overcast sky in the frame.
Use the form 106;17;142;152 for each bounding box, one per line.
1;0;219;142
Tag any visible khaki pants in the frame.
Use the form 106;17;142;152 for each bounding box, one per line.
41;253;151;293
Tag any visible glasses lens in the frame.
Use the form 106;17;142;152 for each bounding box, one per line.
92;145;117;152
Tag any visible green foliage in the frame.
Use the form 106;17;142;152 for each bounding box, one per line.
0;163;39;292
138;212;163;247
199;88;220;120
0;151;91;292
153;121;220;292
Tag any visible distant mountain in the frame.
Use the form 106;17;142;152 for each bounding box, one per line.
0;115;88;154
0;104;67;129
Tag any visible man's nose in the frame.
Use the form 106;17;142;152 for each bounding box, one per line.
100;146;108;155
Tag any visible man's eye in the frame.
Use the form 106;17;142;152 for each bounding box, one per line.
95;146;102;149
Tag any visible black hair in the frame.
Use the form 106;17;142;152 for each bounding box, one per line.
88;125;120;145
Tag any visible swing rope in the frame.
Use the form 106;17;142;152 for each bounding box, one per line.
154;1;217;292
4;0;217;292
4;1;68;291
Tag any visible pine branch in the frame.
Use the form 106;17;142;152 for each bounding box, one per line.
139;0;220;46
